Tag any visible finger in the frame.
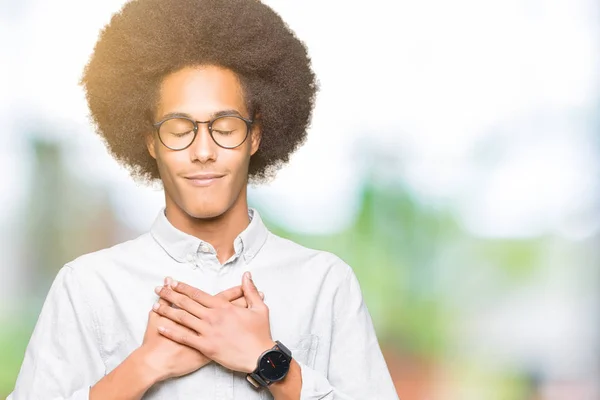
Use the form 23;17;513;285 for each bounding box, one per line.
164;277;181;308
153;301;210;334
158;297;170;306
157;321;208;352
231;291;264;308
155;285;208;319
149;283;172;320
231;297;248;308
150;296;174;319
168;279;224;309
218;281;263;304
216;285;244;302
242;271;263;309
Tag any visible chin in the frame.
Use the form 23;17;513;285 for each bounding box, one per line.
181;201;230;220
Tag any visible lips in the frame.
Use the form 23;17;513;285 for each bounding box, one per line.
183;173;225;187
184;173;225;180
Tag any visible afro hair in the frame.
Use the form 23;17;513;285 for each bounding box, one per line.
81;0;318;184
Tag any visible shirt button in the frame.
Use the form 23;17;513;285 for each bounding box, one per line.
200;244;210;253
186;254;194;262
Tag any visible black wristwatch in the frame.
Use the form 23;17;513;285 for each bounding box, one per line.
246;341;293;388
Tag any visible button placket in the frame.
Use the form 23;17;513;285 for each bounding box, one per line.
185;253;201;270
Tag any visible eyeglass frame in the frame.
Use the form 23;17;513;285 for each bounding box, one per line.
152;114;254;151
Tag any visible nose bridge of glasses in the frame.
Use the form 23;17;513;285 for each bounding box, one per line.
191;119;218;149
195;119;212;132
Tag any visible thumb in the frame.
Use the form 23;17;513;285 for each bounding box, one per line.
242;271;262;309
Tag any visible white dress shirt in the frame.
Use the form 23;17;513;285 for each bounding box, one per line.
8;208;399;400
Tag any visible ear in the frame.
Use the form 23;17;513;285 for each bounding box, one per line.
146;132;157;160
249;117;262;156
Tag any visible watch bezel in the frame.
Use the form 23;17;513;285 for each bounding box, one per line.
257;349;290;382
248;341;293;388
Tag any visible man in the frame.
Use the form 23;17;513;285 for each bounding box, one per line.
8;0;399;399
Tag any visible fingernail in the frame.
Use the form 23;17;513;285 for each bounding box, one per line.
170;280;178;288
165;277;171;285
152;302;159;311
154;286;162;294
259;291;264;299
246;271;252;281
158;326;166;333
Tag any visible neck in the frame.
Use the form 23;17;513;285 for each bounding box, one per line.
164;190;250;264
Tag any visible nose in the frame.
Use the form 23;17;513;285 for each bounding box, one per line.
189;124;217;163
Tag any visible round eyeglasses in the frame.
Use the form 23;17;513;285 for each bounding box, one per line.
153;114;253;150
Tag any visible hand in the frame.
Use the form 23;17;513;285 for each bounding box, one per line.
153;271;275;374
138;278;258;383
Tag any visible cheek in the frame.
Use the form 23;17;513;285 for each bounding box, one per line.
155;151;185;180
226;149;252;177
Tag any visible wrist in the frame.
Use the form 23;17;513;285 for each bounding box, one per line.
130;347;166;385
90;347;160;400
245;340;277;373
267;358;302;400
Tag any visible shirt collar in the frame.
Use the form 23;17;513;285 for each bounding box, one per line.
150;207;268;264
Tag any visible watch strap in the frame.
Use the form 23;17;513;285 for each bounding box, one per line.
275;340;292;359
246;372;269;388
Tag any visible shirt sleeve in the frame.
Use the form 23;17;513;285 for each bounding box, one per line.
298;265;400;400
7;265;106;400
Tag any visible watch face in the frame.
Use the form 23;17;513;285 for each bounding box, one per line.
259;350;290;381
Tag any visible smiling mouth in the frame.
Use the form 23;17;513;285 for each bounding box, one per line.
184;175;224;187
185;177;223;186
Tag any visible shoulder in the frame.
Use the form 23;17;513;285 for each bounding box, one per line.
264;231;354;283
264;233;367;316
62;232;154;279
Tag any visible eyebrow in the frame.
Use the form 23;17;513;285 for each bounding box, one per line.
158;109;243;121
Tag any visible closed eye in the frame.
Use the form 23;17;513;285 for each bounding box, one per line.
169;131;194;137
213;130;234;136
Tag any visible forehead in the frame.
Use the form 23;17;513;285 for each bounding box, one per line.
157;65;247;118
